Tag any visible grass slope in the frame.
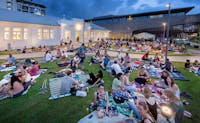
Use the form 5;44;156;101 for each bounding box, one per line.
0;60;199;123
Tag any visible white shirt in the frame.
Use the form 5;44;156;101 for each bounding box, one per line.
111;63;123;74
45;53;53;61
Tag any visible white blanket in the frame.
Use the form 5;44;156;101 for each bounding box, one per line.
78;111;128;123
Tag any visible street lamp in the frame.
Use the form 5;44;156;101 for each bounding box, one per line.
162;22;166;43
165;3;171;63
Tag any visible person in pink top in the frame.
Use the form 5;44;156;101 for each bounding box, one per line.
29;61;40;76
8;75;24;97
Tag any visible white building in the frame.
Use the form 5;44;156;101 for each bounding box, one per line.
0;8;110;50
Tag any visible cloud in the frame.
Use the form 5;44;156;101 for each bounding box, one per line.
132;0;164;10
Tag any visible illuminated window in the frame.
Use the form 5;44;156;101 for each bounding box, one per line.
38;29;42;39
24;28;28;39
43;29;49;39
84;32;88;40
4;27;10;40
64;30;71;40
50;30;54;39
13;28;22;40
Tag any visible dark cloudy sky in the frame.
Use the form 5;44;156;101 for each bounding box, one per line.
34;0;200;19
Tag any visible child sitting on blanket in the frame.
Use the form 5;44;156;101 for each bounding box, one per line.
184;59;190;69
189;60;199;73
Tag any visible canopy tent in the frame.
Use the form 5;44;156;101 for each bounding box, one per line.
133;32;156;40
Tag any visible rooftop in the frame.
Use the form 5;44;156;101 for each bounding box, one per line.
0;8;59;26
86;6;194;21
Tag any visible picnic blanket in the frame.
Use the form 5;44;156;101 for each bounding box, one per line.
78;111;128;123
169;71;189;81
0;74;41;100
49;71;90;100
0;66;16;72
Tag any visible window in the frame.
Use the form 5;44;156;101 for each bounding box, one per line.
84;32;88;40
43;29;49;39
38;29;42;39
64;30;71;40
24;28;28;39
50;30;54;39
13;28;22;40
4;27;10;40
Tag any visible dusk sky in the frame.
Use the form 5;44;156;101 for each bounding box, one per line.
34;0;200;19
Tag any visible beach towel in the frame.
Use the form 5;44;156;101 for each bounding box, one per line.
0;66;16;72
78;111;128;123
170;72;189;81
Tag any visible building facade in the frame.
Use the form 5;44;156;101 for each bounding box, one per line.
0;8;109;50
85;7;200;40
0;0;46;16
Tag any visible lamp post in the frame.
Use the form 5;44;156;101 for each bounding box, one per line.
165;3;171;63
162;22;166;43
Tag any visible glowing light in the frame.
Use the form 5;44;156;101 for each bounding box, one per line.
166;3;171;8
75;23;82;31
162;22;166;26
160;104;174;118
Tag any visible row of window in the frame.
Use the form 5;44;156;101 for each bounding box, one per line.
92;13;185;23
4;27;54;40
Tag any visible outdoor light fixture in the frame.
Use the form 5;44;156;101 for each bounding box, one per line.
162;22;166;26
75;23;82;31
166;3;171;8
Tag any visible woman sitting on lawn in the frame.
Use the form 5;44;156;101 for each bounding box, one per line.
112;73;141;119
138;101;156;123
135;67;150;85
123;70;136;93
8;75;25;97
70;59;77;73
87;70;103;86
164;89;184;123
28;61;40;76
93;84;109;114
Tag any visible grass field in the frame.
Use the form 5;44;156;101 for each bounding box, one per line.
0;59;199;123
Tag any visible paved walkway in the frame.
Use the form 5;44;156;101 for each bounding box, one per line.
0;50;199;62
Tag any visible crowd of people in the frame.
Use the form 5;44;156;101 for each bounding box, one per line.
0;39;194;123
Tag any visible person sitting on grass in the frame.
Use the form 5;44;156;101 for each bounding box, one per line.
161;59;174;72
45;51;53;62
190;60;199;73
60;69;80;95
111;60;123;76
6;54;16;66
124;53;131;63
112;73;141;120
28;61;40;76
143;87;158;120
87;70;103;86
141;51;150;61
137;101;156;123
72;54;80;67
93;84;109;114
89;50;102;65
123;70;136;93
100;54;110;70
135;67;150;85
8;75;25;97
184;59;190;69
70;59;77;73
164;89;184;123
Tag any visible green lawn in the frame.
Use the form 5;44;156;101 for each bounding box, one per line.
0;59;199;123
